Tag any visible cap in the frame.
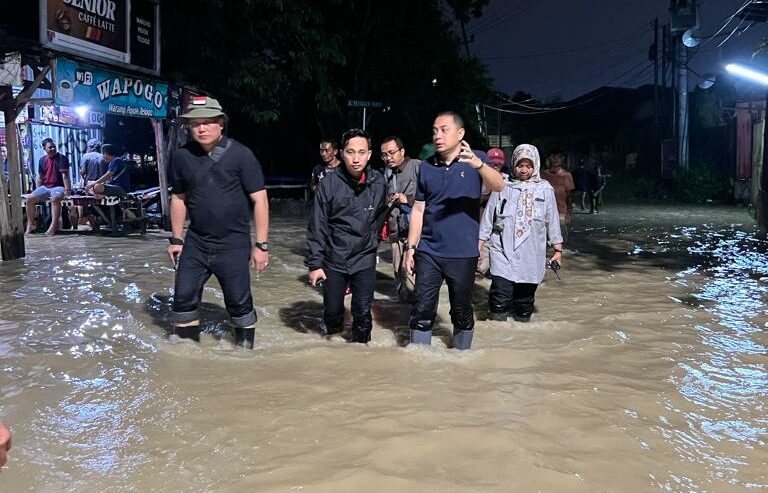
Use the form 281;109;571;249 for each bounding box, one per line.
180;96;226;120
86;138;101;151
487;147;505;166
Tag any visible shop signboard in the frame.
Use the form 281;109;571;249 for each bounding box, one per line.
39;0;160;75
54;57;168;118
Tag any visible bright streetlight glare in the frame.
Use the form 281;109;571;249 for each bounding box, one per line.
725;63;768;86
74;105;89;118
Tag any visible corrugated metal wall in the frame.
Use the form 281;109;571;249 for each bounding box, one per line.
22;123;104;186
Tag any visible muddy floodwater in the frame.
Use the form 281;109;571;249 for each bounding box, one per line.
1;203;767;492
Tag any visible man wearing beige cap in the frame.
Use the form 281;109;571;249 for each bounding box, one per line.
167;96;269;349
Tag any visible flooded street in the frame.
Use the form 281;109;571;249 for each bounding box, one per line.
1;203;767;492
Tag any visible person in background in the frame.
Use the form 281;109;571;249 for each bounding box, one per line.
404;111;505;350
1;145;8;187
306;129;386;343
69;139;105;228
541;149;574;238
79;139;106;188
479;144;563;323
310;139;342;194
572;158;590;211
381;135;420;302
85;144;131;197
25;138;71;236
589;164;607;214
0;421;11;471
478;147;507;276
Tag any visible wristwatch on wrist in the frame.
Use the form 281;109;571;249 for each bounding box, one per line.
255;242;269;252
168;237;184;246
407;244;417;250
553;248;563;253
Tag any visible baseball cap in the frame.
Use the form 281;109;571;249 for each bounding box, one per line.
487;147;505;166
180;96;226;120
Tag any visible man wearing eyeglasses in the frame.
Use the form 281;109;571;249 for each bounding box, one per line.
380;136;420;302
166;97;270;349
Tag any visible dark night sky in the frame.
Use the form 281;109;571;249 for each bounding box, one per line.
467;0;767;100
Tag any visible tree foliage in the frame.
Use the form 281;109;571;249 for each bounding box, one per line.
161;0;494;173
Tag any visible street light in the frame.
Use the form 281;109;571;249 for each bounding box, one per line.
74;105;89;118
725;63;768;86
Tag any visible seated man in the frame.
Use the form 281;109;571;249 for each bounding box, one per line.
70;138;105;229
25;138;71;235
83;144;132;230
85;143;131;198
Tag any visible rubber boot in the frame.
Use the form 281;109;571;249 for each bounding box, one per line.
170;323;201;342
234;327;256;349
453;329;474;350
350;329;372;344
488;311;509;321
410;329;432;345
512;313;531;323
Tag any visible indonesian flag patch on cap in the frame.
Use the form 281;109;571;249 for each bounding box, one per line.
191;96;208;106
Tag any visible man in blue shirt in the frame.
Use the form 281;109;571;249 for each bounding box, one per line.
404;111;504;350
86;143;131;197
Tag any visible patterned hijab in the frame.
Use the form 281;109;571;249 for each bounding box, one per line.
510;144;541;249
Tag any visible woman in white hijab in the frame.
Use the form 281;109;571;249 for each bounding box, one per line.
478;144;563;322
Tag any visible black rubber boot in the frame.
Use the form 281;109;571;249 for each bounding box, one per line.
512;313;531;323
453;329;474;350
410;329;432;345
488;311;509;321
350;329;372;344
234;327;255;349
170;324;201;342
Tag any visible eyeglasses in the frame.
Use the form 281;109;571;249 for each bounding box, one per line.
380;148;402;159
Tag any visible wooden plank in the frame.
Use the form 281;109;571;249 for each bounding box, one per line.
151;118;171;230
1;106;25;260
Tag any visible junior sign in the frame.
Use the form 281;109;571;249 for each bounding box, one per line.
54;57;168;118
40;0;160;75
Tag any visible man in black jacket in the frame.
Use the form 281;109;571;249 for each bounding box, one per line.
306;129;386;343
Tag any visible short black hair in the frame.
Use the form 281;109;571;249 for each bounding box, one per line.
341;128;371;149
550;149;566;157
101;144;116;157
42;138;55;148
381;136;404;149
435;111;465;129
320;138;339;150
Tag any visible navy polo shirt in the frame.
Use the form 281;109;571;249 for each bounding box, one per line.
415;155;482;258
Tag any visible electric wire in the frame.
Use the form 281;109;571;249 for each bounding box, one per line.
478;25;653;61
700;0;755;49
485;59;653;115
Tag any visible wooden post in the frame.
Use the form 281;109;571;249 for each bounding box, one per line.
0;61;51;260
151;118;171;230
1;105;25;260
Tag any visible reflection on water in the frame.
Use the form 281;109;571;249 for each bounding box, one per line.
1;205;767;492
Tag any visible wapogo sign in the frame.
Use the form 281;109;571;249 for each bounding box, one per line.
54;57;168;118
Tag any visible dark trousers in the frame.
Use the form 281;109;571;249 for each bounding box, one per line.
323;267;376;340
410;252;477;332
488;276;538;318
172;236;256;327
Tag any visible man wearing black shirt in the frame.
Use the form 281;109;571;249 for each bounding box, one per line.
309;139;341;194
167;97;269;349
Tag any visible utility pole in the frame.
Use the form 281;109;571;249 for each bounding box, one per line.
653;18;660;163
460;19;472;58
678;40;689;171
